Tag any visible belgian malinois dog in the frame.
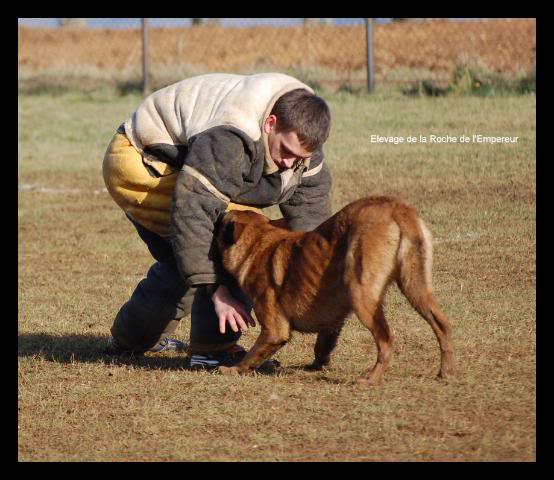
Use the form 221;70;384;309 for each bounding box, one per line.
216;196;454;385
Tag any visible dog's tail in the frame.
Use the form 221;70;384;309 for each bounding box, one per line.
393;203;455;378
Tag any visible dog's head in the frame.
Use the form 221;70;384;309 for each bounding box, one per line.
216;210;270;252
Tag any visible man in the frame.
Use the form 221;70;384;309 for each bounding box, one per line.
102;72;332;369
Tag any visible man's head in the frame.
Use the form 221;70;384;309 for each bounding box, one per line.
263;89;331;169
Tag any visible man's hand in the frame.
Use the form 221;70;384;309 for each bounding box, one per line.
211;285;256;334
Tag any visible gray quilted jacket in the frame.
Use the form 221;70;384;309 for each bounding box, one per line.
122;73;332;287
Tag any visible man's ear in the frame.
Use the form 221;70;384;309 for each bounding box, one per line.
221;221;247;246
263;114;277;134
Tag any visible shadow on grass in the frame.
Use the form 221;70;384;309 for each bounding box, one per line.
18;333;189;371
281;364;346;384
18;333;282;376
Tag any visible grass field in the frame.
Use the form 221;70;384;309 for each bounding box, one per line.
18;86;536;461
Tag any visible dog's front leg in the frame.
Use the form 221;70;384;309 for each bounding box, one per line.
219;325;289;375
306;327;343;371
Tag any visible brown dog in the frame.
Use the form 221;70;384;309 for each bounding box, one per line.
216;196;454;385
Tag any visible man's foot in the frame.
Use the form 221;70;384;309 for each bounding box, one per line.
104;336;186;355
148;337;187;353
188;344;280;372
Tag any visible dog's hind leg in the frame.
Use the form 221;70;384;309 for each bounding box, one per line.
353;299;394;386
423;298;454;379
346;225;397;386
396;218;455;379
400;287;455;379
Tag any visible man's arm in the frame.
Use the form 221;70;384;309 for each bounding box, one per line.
279;148;333;231
169;127;251;287
170;127;257;332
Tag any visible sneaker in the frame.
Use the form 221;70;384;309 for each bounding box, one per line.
188;344;280;372
104;336;186;355
148;337;187;353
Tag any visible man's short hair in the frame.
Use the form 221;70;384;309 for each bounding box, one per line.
270;89;331;152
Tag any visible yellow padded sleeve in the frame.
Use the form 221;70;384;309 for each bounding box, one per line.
103;133;262;238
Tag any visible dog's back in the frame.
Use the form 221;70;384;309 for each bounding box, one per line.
279;197;420;330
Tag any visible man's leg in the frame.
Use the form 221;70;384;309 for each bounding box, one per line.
108;215;243;355
108;260;191;353
108;263;244;356
107;216;188;353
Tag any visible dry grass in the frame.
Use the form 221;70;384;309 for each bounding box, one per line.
18;88;535;461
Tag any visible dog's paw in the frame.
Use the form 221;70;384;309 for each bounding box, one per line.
256;359;281;375
218;366;241;376
436;369;455;383
355;377;381;387
304;360;327;371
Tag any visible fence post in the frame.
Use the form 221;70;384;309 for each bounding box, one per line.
142;18;150;96
59;18;87;28
365;18;375;93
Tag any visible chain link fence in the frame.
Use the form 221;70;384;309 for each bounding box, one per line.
18;18;536;93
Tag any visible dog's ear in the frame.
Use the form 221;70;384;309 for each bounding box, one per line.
221;221;235;246
221;220;247;246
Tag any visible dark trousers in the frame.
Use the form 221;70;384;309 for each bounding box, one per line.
109;215;247;353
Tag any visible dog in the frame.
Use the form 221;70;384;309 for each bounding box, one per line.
215;196;454;385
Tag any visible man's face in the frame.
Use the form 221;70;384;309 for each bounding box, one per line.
264;115;312;169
